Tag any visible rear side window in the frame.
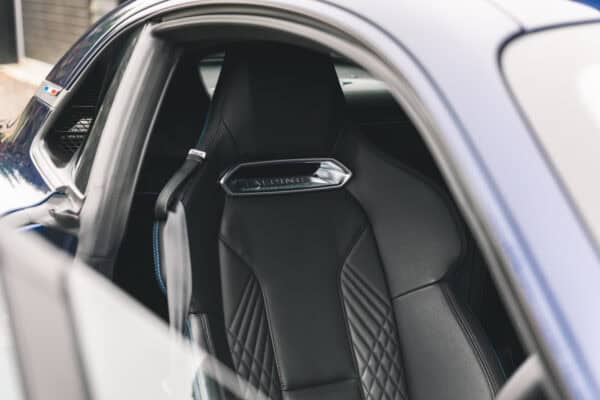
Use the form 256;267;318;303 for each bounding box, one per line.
45;61;108;165
73;31;140;192
44;32;135;168
503;23;600;252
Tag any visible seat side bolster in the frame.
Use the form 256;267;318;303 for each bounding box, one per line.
338;130;465;297
393;283;504;400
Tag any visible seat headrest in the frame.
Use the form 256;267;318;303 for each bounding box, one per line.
202;43;346;161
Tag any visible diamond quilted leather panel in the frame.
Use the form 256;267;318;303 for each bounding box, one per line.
228;276;282;400
342;265;408;400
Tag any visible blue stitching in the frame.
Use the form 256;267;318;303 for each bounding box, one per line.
0;191;64;218
153;222;167;295
183;319;191;339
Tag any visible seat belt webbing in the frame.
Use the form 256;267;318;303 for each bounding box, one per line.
154;148;206;220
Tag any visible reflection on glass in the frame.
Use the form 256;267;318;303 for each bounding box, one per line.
67;263;269;400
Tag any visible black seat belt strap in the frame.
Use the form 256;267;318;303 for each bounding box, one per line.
155;149;206;220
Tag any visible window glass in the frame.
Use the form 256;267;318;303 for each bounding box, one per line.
73;30;140;192
45;30;139;170
67;265;259;400
503;23;600;249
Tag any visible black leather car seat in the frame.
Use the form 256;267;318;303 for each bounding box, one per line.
155;43;504;400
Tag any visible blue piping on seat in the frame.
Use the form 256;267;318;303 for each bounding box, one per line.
153;221;167;295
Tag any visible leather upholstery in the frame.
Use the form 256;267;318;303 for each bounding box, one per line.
195;43;344;162
340;233;408;400
220;191;369;399
165;43;505;399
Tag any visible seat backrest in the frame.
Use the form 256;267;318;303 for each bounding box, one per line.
160;43;504;400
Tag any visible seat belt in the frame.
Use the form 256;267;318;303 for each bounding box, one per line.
154;148;206;220
153;146;235;399
151;147;205;351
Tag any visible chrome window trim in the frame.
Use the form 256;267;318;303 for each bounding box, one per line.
220;158;352;196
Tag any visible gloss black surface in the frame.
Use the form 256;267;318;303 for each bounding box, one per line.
0;99;51;215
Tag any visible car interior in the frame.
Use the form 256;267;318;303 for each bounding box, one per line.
47;33;530;399
105;40;528;399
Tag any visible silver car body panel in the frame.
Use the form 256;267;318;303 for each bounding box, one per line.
487;0;598;28
24;0;600;398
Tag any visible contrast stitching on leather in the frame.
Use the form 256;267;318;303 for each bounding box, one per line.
224;272;281;399
391;280;438;301
229;274;253;329
349;131;470;277
218;236;284;393
345;264;390;312
441;284;500;397
241;272;285;392
342;264;409;400
281;377;358;393
340;189;411;400
152;222;167;295
343;183;441;302
227;325;278;385
200;314;216;355
337;224;409;400
337;226;369;400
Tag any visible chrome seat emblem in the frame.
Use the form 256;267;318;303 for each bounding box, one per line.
219;158;352;196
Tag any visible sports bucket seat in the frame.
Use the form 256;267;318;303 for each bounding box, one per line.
155;43;504;400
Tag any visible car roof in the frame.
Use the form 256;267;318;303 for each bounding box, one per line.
45;0;599;89
481;0;597;28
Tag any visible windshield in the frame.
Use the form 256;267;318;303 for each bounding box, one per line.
0;278;25;400
503;23;600;248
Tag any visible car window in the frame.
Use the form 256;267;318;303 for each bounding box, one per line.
71;30;140;192
503;23;600;251
35;29;140;195
0;278;25;400
197;53;386;99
